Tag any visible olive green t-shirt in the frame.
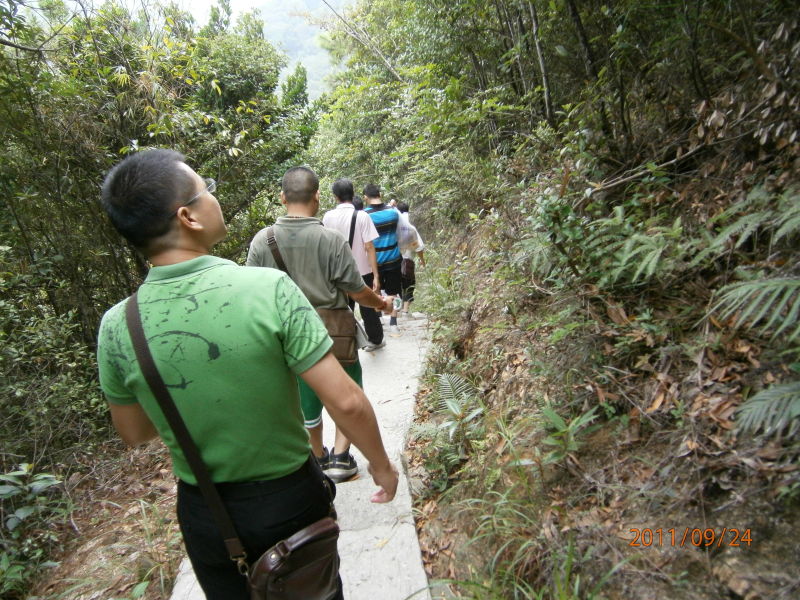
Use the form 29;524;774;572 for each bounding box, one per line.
96;256;332;484
246;216;366;309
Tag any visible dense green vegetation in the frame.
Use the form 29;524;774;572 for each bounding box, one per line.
2;0;798;597
309;1;799;598
1;0;315;594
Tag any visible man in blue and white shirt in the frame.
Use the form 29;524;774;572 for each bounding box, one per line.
363;184;402;338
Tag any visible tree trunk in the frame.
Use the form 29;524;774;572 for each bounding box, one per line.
683;0;710;100
564;0;613;139
506;4;530;95
528;0;554;125
467;46;488;92
564;0;598;79
492;0;525;96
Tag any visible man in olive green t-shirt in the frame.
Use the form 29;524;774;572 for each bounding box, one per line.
96;150;398;600
247;166;393;483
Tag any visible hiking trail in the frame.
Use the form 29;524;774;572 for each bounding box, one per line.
171;315;432;600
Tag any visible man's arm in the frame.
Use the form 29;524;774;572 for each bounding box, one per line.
364;241;380;292
109;402;158;446
245;230;272;267
417;249;426;268
348;284;392;312
299;353;399;503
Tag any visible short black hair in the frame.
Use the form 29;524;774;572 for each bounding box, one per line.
362;183;380;198
331;178;354;203
100;149;193;249
282;166;319;204
396;201;409;213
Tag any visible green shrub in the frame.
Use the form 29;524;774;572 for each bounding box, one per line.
0;464;64;599
0;248;109;467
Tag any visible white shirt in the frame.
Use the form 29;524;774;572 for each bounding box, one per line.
398;213;425;259
322;203;380;276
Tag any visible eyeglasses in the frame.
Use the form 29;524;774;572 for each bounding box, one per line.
171;178;216;218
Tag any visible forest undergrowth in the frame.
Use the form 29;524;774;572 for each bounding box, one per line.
24;442;183;600
406;28;800;599
3;1;800;598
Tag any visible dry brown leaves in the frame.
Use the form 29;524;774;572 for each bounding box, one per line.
31;441;183;600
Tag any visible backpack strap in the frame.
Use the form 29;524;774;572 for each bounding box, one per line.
266;226;290;276
348;211;358;249
125;293;248;573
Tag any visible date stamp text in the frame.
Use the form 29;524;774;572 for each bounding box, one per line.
628;528;752;548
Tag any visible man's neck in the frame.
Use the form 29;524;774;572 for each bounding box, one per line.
367;199;383;206
147;248;208;266
285;205;317;218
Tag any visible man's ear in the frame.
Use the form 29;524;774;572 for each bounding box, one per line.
175;205;203;231
280;191;288;207
312;190;321;216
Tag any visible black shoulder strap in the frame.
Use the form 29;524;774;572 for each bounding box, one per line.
266;226;290;276
348;211;358;249
125;293;248;571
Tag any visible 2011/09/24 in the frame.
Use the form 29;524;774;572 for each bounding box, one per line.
629;528;752;548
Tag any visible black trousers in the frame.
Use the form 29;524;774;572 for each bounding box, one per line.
360;273;383;344
401;259;416;303
176;457;343;600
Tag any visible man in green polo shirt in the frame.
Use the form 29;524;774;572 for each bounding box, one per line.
247;166;393;483
96;149;398;600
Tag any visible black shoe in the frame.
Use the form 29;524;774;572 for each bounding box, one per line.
315;447;331;470
326;451;358;482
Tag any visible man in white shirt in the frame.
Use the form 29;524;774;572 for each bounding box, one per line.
396;201;426;315
322;179;385;351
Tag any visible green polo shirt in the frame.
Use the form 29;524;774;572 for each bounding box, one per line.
96;255;333;484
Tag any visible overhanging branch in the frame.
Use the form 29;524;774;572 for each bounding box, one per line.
0;36;43;53
320;0;404;82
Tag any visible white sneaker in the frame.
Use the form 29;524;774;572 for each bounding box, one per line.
363;341;386;352
389;325;400;335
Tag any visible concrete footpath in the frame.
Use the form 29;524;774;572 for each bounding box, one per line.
170;315;432;600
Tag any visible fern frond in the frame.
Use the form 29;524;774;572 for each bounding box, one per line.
438;373;477;401
774;212;800;243
735;381;800;435
408;422;441;441
583;231;624;255
728;211;772;249
708;186;772;226
774;191;800;243
693;187;798;265
513;233;555;278
602;231;675;286
436;373;479;414
609;237;649;282
632;243;666;282
689;210;773;268
712;210;768;251
712;278;800;340
439;445;463;469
